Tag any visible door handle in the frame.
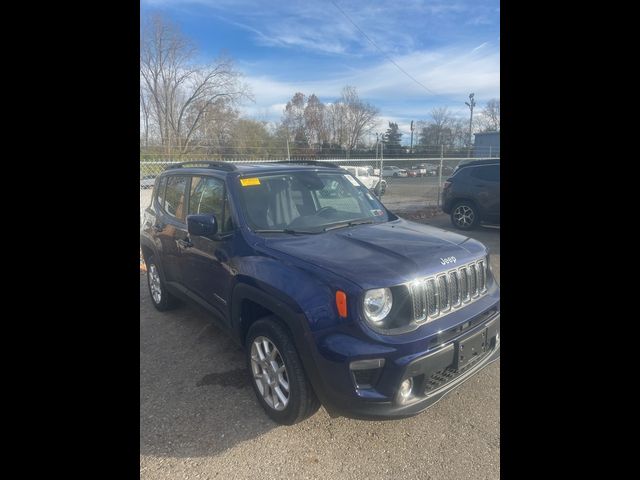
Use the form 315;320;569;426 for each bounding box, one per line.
153;223;165;232
177;238;193;249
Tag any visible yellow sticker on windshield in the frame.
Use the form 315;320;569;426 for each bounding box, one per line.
240;177;261;186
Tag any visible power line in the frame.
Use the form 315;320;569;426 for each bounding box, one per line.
329;0;440;97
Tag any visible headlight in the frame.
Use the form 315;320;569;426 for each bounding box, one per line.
363;288;393;325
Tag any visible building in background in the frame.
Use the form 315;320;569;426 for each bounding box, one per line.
473;132;500;158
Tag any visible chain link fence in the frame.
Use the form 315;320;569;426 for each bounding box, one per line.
140;155;500;221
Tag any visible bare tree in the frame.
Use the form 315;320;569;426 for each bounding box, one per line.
303;94;328;146
140;88;150;148
417;107;455;147
480;98;500;132
140;14;250;154
277;86;378;156
340;86;379;157
189;99;239;154
431;107;452;130
451;118;470;148
326;101;348;149
281;92;307;145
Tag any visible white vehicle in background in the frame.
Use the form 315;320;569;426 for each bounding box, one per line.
381;165;408;177
410;165;427;177
140;174;157;189
339;165;387;195
426;165;439;176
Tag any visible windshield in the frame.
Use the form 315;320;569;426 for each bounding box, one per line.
237;171;390;232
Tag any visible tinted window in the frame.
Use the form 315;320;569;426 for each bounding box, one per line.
155;176;167;207
164;175;189;221
189;176;233;232
190;176;224;216
470;165;499;182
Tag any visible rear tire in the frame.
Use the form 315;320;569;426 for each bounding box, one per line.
246;317;320;425
146;255;178;311
451;201;480;230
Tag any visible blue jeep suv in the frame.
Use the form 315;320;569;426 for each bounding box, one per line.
140;161;501;424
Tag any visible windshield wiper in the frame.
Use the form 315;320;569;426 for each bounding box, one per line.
323;219;375;232
253;228;321;235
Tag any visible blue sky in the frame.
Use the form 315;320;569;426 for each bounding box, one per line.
141;0;499;142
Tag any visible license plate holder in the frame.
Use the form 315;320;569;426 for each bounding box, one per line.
456;328;488;369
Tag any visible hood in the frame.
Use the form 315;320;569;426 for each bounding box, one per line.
261;219;487;290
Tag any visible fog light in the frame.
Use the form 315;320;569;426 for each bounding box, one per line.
399;378;414;401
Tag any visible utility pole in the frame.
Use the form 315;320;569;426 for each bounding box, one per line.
465;93;476;158
438;144;444;208
380;134;384;181
410;120;415;155
286;132;291;161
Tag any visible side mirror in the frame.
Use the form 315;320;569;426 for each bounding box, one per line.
187;214;218;238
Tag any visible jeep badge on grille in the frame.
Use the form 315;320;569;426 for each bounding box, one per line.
440;256;457;266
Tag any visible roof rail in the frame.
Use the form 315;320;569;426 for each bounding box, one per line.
274;160;341;169
455;158;500;168
164;161;237;172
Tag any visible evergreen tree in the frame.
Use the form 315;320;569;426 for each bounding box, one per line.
384;122;403;156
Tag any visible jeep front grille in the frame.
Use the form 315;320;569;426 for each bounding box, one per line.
408;258;489;324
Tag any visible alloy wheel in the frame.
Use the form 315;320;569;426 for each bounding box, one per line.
148;264;162;304
453;205;475;227
250;336;290;411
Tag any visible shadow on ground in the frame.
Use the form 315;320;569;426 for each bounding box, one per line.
140;276;278;457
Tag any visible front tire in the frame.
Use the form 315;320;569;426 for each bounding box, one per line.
451;201;480;230
246;317;320;425
146;255;178;311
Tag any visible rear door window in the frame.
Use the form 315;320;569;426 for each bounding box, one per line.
189;176;234;233
164;175;189;221
470;165;500;182
155;176;167;207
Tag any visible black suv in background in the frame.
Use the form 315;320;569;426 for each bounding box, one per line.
441;159;500;230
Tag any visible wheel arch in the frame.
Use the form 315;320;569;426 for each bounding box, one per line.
139;240;156;264
231;282;308;346
230;282;333;409
451;197;483;216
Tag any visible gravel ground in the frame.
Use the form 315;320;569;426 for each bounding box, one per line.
140;213;500;479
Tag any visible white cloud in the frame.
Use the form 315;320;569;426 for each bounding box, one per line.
238;44;499;122
142;0;499;129
141;0;488;57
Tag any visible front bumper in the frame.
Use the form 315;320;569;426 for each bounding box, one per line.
311;310;500;419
